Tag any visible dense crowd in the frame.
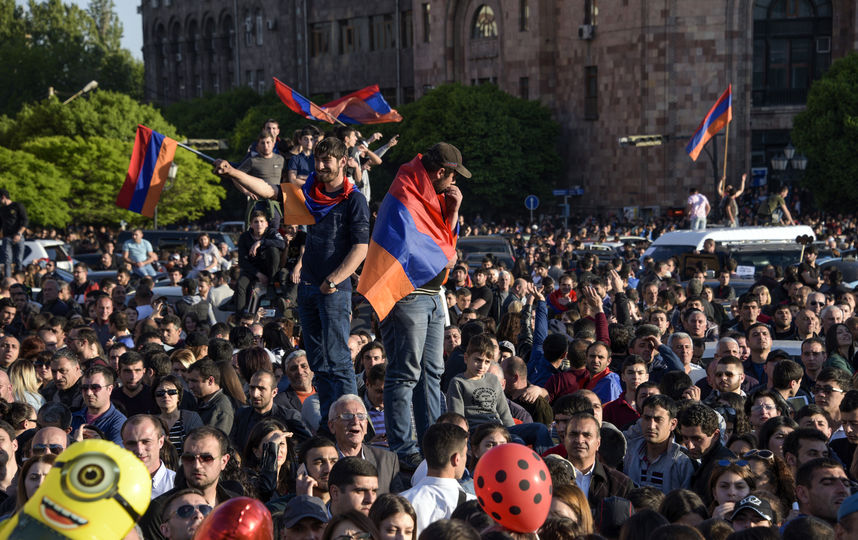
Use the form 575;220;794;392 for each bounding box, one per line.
1;124;858;540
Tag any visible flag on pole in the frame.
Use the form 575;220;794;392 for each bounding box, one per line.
322;85;403;124
273;78;335;123
357;156;457;320
279;173;357;225
116;125;177;218
686;85;732;161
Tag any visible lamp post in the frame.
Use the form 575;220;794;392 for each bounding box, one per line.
62;80;99;105
770;142;808;191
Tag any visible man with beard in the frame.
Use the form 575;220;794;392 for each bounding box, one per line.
71;365;127;444
41;349;84;411
158;489;210;540
112;351;158;417
230;370;310;448
214;138;369;433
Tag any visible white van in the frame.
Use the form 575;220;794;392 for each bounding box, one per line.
643;225;815;262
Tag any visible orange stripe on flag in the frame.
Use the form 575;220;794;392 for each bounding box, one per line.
280;183;316;225
140;137;177;218
358;242;415;320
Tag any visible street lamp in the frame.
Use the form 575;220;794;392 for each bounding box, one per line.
770;142;808;190
62;80;99;105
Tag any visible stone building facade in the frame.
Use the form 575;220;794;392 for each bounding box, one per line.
141;0;854;214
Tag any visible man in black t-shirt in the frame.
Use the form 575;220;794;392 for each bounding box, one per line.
469;267;493;317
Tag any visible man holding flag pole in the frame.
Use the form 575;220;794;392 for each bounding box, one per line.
357;143;468;470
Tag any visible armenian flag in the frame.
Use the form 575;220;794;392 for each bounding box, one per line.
116;125;177;218
322;85;403;125
279;173;356;226
273;78;335;123
686;85;732;161
357;156;456;320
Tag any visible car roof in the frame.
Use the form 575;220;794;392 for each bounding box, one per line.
649;225;815;249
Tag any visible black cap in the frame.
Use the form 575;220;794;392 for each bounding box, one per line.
281;495;330;529
427;142;471;178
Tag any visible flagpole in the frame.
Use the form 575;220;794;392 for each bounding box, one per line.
176;142;217;163
722;118;729;182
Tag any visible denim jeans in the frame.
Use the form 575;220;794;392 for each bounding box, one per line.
508;422;554;456
381;292;445;459
297;283;355;424
1;236;23;277
132;263;157;277
690;216;707;230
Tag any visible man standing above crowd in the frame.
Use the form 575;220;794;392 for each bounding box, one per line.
123;228;158;277
214;137;369;433
686;187;710;230
0;189;27;278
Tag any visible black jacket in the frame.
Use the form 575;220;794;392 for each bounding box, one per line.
588;458;634;511
230;402;312;450
690;441;736;505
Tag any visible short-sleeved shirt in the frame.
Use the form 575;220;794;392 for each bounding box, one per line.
287;152;315;179
238;154;284;186
123;239;154;263
687;193;709;218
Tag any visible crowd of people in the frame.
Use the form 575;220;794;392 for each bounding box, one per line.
0;123;857;540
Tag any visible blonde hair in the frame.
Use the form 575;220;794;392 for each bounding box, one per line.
9;359;41;398
170;348;196;369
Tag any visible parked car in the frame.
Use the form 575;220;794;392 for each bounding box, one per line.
457;235;515;271
820;258;858;289
23;240;74;272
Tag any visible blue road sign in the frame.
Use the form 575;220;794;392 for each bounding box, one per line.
525;195;540;210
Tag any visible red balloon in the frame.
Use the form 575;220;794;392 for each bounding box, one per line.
473;443;553;533
193;497;274;540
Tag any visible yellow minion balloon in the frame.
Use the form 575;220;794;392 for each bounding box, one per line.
0;439;151;539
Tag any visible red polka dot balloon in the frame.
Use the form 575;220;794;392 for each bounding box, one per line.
473;443;553;533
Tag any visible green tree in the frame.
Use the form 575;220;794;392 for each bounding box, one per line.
0;0;142;117
161;86;263;140
371;83;562;218
0;91;225;227
793;53;858;212
0;146;70;226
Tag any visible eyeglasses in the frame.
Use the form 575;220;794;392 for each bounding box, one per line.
155;389;179;397
751;404;778;413
180;453;217;465
32;443;65;455
713;406;737;422
336;413;368;422
173;504;213;519
743;449;775;462
81;383;109;392
812;385;844;395
717;459;749;467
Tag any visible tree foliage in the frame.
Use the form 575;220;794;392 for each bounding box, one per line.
793;53;858;212
367;83;562;218
0;0;142;117
0;146;70;227
161;86;264;141
0;91;225;227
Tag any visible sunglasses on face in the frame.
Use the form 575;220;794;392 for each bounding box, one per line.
155;389;179;397
32;443;64;455
33;361;50;368
81;384;108;392
180;453;217;465
173;504;213;519
743;449;775;462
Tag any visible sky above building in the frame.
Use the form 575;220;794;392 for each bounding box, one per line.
68;0;143;60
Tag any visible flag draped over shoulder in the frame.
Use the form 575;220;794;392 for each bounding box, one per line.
279;173;355;225
116;125;177;218
322;85;403;125
273;78;334;123
686;85;732;161
358;156;456;320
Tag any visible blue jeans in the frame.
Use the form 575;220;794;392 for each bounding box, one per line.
132;263;157;277
690;216;706;230
381;293;445;458
509;422;554;456
1;236;23;277
297;284;355;424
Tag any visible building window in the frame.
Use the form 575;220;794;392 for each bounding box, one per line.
584;0;597;25
257;69;265;93
471;5;498;39
246;70;254;88
195;75;202;97
244;14;253;46
256;13;263;45
310;22;331;57
401;10;413;48
339;19;356;54
752;0;831;106
370;14;394;50
519;77;529;99
585;66;598;120
519;0;529;31
422;3;430;42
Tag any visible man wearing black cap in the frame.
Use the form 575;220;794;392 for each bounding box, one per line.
361;142;469;472
730;495;775;531
0;189;27;278
278;495;329;540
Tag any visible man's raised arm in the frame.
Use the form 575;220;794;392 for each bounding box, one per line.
213;160;278;200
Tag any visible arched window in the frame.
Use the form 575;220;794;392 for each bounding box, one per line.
471;5;498;39
752;0;832;106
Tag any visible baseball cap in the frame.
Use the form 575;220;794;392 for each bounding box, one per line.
281;495;330;529
730;495;773;522
169;253;181;261
427;142;471;178
498;341;515;356
838;492;858;522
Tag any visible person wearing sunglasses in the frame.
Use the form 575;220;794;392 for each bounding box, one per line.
28;426;67;458
69;365;127;445
152;374;203;454
812;367;851;434
158;488;212;540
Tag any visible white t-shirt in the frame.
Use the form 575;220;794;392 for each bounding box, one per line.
687;193;709;218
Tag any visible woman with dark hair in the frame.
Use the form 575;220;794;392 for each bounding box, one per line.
708;462;756;520
236;346;273;384
727;433;757;456
825;323;855;374
756;416;798;458
745;389;790;432
32;350;53;387
219;361;247;407
189;232;221;278
716;392;751;436
152;374;204;452
11;454;56;514
242;419;293;501
322;510;382;540
262;321;294;354
618;509;670;540
466;423;510;471
658;489;709;526
369;494;417;540
741;449;796;513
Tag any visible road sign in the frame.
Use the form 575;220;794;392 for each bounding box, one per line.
524;195;540;210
